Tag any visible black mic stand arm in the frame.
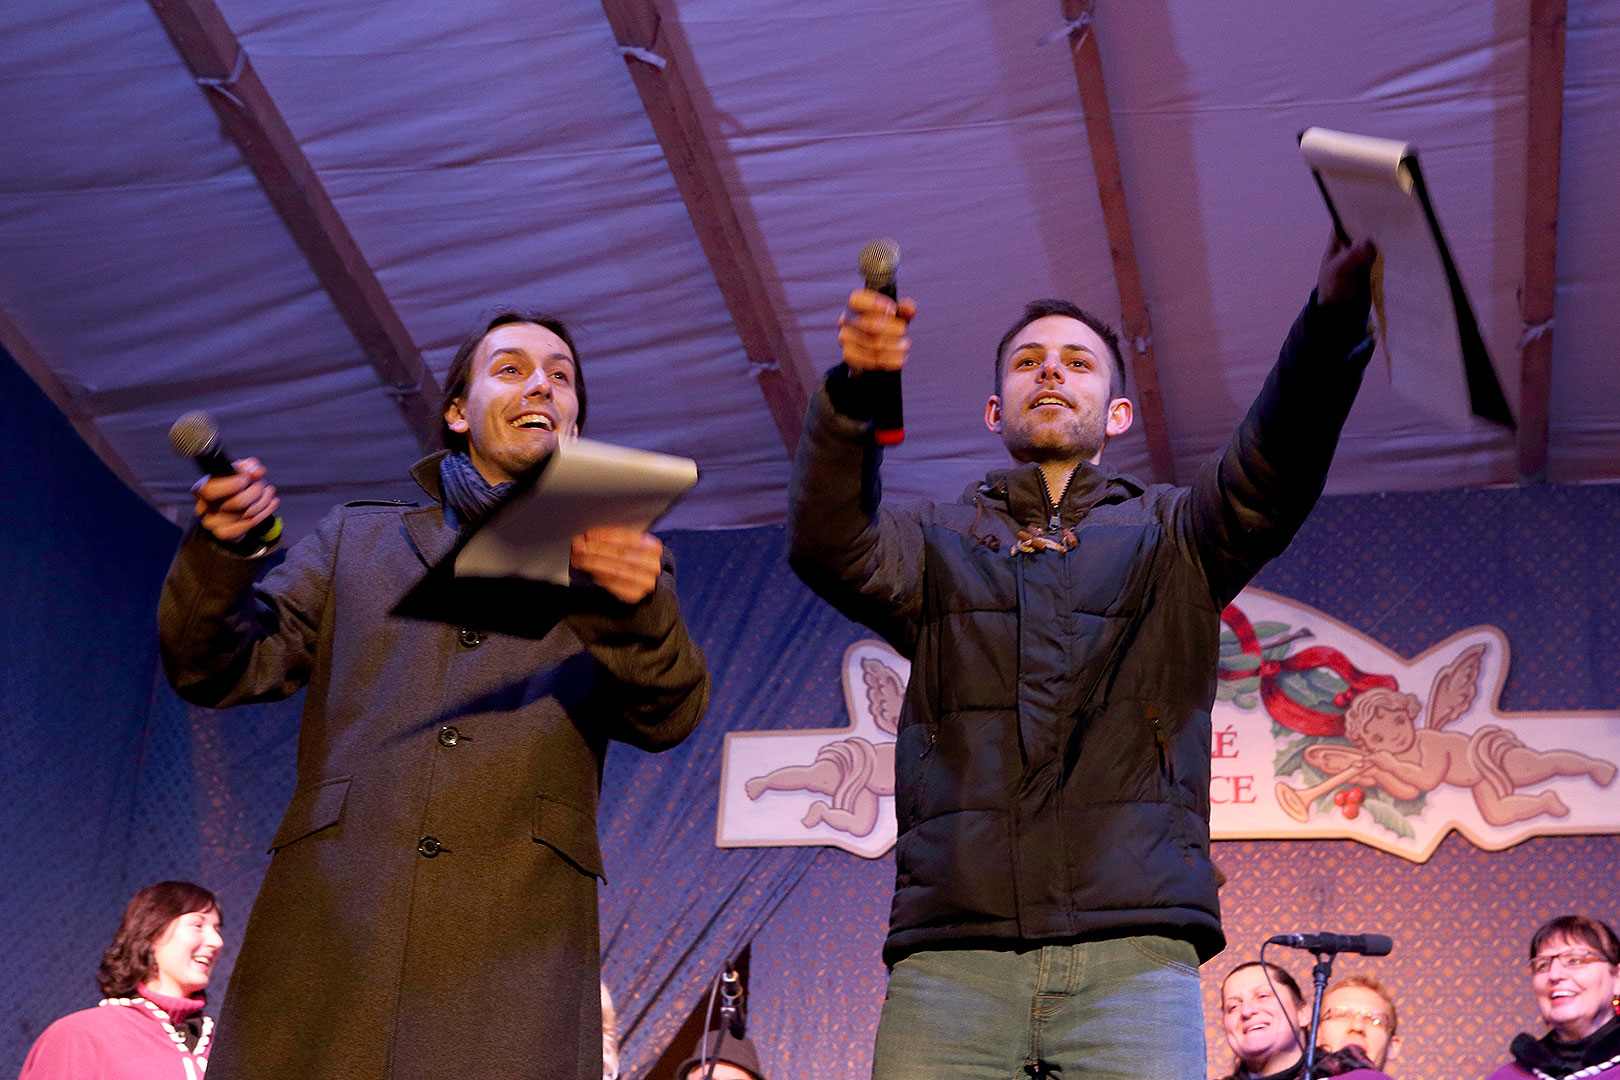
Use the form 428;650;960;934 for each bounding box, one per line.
1301;951;1334;1080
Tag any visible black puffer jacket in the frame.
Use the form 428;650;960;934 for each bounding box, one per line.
789;294;1372;964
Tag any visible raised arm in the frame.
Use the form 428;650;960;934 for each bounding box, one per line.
1177;236;1378;606
787;289;926;654
159;458;331;706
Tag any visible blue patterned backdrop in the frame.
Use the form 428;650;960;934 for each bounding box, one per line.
5;342;1619;1080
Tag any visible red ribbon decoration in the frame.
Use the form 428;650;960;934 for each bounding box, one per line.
1220;606;1398;736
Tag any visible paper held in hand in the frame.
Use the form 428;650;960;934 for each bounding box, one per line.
454;437;698;585
1299;127;1513;430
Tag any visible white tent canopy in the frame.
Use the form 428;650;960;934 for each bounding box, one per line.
3;0;1615;539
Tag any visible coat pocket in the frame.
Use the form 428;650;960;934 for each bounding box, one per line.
532;795;605;881
267;775;351;853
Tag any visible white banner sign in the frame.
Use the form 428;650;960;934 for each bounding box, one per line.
717;590;1620;862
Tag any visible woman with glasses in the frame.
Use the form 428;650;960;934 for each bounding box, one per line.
1487;914;1620;1079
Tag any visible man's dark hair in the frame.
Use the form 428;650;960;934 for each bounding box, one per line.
440;310;586;452
97;881;220;997
993;299;1127;401
1529;913;1620;965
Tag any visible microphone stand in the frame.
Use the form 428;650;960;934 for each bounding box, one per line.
1300;951;1335;1080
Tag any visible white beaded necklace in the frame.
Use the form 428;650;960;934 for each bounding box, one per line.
99;995;213;1060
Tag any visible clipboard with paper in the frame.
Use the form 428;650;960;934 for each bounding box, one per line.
455;436;698;585
391;438;697;635
1299;127;1513;430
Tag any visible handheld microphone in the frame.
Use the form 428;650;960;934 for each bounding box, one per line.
718;967;746;1038
1266;932;1392;956
858;239;904;446
169;410;283;550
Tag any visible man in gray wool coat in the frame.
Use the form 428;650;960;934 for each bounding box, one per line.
160;310;710;1080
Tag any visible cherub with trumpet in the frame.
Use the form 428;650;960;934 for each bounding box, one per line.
1278;644;1615;826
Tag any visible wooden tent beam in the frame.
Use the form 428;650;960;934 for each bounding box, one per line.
1059;0;1175;484
146;0;442;451
600;0;813;453
1517;0;1566;482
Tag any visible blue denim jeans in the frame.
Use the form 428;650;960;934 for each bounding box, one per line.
870;937;1206;1080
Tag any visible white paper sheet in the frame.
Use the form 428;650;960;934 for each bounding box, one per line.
1300;127;1475;428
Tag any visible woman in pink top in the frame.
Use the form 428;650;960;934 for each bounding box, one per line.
1485;914;1620;1080
19;882;222;1080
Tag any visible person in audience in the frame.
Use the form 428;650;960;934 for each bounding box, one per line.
19;881;222;1079
1217;961;1392;1080
602;981;621;1080
1318;975;1403;1073
678;1028;768;1080
1486;913;1620;1079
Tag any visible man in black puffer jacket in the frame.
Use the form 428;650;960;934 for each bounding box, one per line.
788;236;1377;1080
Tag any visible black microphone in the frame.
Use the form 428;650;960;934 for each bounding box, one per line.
1266;932;1393;956
718;967;746;1038
169;410;284;551
858;239;904;446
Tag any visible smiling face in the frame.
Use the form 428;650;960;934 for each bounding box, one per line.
985;315;1131;467
1532;933;1620;1041
1318;984;1400;1069
144;908;222;998
1222;964;1307;1075
444;322;580;485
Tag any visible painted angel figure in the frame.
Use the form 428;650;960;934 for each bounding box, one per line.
1338;644;1616;826
744;656;899;837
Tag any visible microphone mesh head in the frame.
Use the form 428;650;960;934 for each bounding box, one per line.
858;239;900;290
169;410;220;458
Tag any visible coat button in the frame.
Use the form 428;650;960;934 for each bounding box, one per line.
417;836;444;857
437;725;461;747
457;628;483;648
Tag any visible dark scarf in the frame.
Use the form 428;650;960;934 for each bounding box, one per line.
1222;1046;1380;1080
1511;1014;1620;1078
439;452;513;529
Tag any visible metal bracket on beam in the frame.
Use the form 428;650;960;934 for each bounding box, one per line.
1040;12;1092;46
1517;318;1553;350
617;45;668;69
195;47;248;108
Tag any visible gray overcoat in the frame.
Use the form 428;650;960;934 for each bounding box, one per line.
159;454;709;1080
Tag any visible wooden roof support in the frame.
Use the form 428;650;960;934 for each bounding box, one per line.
1517;0;1566;483
1059;0;1175;485
146;0;442;452
0;307;155;505
600;0;813;453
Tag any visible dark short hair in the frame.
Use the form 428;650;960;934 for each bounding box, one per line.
1529;913;1620;965
994;299;1127;401
1327;974;1399;1037
97;881;220;997
1224;960;1305;1011
440;311;586;453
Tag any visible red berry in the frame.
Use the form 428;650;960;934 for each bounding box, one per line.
1343;805;1360;819
1333;789;1348;806
1347;787;1365;805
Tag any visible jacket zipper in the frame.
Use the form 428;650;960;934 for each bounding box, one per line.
1146;705;1174;785
1037;471;1063;533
